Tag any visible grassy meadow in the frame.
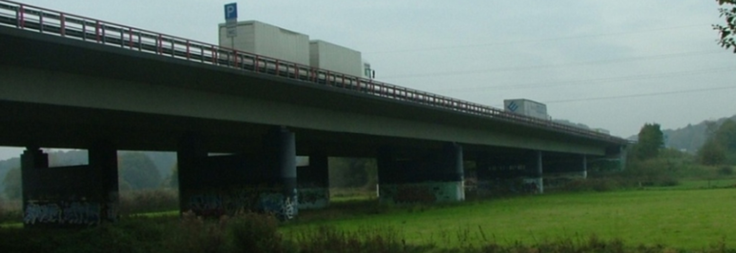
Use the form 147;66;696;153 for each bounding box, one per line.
0;180;734;252
285;185;736;250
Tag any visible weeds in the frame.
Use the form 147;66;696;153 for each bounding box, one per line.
0;213;734;253
118;188;179;215
0;198;21;224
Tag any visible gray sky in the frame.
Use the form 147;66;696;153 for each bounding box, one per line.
2;1;735;159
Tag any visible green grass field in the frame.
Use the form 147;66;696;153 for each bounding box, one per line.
1;182;734;250
283;187;736;250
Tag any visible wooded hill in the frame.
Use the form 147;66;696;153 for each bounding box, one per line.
663;114;736;153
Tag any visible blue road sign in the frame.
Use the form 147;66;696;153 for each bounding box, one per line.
224;3;237;20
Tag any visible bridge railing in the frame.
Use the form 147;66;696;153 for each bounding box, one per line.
0;0;625;143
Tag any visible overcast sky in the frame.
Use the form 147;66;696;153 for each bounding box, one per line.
1;1;735;160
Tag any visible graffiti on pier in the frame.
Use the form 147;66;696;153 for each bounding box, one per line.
476;177;541;196
259;193;296;220
62;202;101;225
298;188;329;209
188;193;224;216
380;182;463;204
24;203;61;225
186;186;298;220
25;201;102;226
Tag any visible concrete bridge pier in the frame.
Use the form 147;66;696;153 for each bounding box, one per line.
524;151;544;194
176;132;208;216
581;155;588;179
297;155;329;210
176;127;298;220
618;147;627;171
377;143;464;204
89;141;120;222
21;141;119;228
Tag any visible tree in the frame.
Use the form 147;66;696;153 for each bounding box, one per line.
633;123;664;161
118;153;162;190
162;163;178;188
714;0;736;52
698;119;736;165
699;140;726;165
2;168;21;200
714;120;736;150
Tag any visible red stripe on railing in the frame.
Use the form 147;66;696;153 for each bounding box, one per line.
233;50;238;67
210;45;216;64
60;13;64;36
157;34;162;54
95;20;100;42
18;4;23;28
186;40;190;60
128;27;133;48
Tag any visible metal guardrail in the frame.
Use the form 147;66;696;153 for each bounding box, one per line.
0;0;626;144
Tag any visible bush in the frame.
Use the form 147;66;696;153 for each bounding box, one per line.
118;189;179;215
228;212;286;253
294;225;427;253
162;211;230;253
621;159;680;187
0;199;22;224
553;178;624;193
718;166;734;176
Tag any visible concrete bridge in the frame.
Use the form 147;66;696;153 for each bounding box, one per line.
0;1;627;226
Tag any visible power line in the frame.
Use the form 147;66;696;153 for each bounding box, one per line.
367;24;711;54
381;50;723;79
434;67;734;92
543;85;736;104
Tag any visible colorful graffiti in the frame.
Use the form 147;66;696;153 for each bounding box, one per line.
188;193;225;217
185;186;298;220
24;203;60;225
297;188;329;209
379;181;464;204
476;177;543;196
25;201;102;226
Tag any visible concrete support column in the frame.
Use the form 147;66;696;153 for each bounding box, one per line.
177;132;207;215
439;143;465;201
176;128;298;220
263;126;298;219
20;147;48;224
21;143;119;227
297;155;329;210
619;146;627;171
581;155;588;179
377;143;464;204
89;141;119;222
525;151;543;194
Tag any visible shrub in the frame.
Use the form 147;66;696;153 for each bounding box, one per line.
294;225;427;253
718;166;733;176
228;211;286;253
0;199;22;224
118;189;179;215
621;159;680;187
162;211;230;253
555;178;623;193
